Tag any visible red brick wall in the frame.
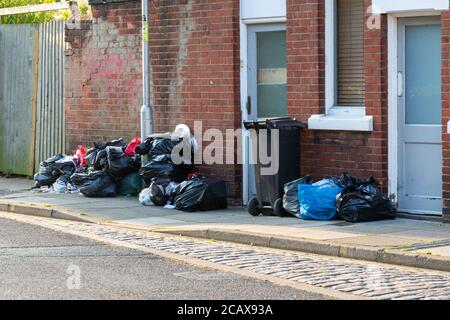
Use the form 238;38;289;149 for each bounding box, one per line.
64;0;142;152
65;0;242;200
286;0;389;192
148;0;241;199
442;10;450;216
363;1;389;190
286;0;325;118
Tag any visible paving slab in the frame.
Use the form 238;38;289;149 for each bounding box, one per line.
218;225;362;241
413;246;450;256
113;217;192;227
304;224;416;236
332;235;423;248
0;177;34;195
385;230;450;242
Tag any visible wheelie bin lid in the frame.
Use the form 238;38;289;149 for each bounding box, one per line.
243;117;307;130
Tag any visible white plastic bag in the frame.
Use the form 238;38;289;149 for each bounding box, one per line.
52;180;67;193
139;188;154;206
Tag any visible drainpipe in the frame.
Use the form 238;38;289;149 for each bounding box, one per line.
140;0;153;140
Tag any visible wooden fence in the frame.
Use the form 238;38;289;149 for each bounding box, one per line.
0;21;65;176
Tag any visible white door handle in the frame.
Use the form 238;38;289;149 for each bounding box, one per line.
397;71;403;97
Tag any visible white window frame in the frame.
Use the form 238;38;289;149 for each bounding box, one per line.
308;0;373;131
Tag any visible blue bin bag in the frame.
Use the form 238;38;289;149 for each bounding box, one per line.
298;179;343;221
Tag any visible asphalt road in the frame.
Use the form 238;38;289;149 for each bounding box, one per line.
0;217;326;300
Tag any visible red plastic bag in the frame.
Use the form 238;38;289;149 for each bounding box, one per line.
187;173;198;179
74;145;87;169
124;137;141;157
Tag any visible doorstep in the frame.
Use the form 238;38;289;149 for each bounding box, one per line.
1;188;450;273
396;211;450;223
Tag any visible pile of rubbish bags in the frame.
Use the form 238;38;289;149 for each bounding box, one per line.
33;131;228;212
135;135;227;211
34;152;84;191
282;173;396;223
34;138;142;197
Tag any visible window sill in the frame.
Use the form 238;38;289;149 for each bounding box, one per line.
308;114;374;132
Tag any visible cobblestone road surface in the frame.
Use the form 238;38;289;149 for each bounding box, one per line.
2;212;450;300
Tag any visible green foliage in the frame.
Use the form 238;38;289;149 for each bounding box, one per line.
0;0;68;24
79;2;90;16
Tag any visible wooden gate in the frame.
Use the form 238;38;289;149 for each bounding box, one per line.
0;21;65;176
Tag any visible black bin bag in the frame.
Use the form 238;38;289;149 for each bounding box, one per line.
139;155;177;184
34;154;76;187
171;178;228;212
136;137;192;160
94;138;126;151
70;171;117;198
90;138;126;170
139;154;192;185
149;139;180;158
200;180;228;211
337;174;396;223
93;149;108;170
282;176;313;217
86;148;98;168
106;146;140;180
70;172;92;189
135;138;152;156
149;178;171;206
172;178;208;212
34;172;57;188
135;138;177;158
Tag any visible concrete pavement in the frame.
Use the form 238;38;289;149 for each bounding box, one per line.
0;176;35;196
1;176;450;272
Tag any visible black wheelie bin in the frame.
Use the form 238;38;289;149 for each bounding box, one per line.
243;117;306;217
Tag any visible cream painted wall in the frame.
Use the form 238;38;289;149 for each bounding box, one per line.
241;0;286;21
372;0;448;13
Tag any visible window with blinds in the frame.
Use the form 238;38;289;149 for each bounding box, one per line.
337;0;365;106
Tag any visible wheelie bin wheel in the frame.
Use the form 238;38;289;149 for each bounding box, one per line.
273;198;288;217
248;197;261;216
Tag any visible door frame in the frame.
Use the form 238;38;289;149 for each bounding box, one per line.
240;14;286;205
387;11;443;214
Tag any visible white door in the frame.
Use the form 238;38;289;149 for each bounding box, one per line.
246;24;287;199
397;17;442;215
